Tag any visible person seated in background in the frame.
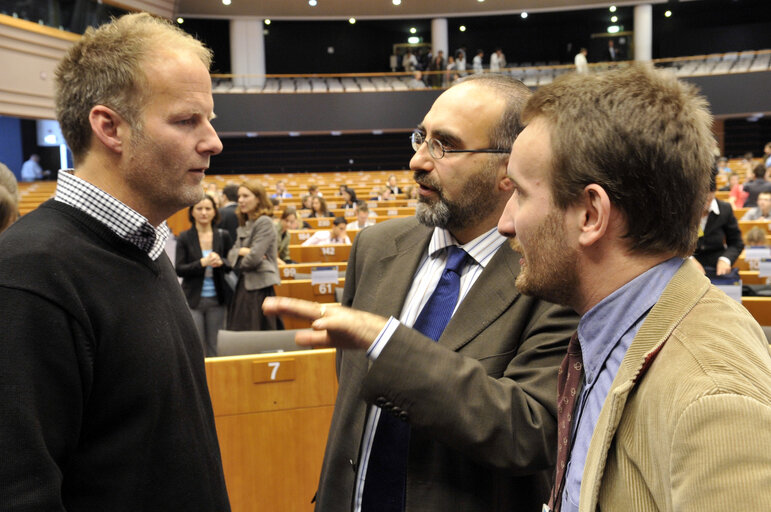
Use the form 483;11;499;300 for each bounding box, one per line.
308;184;323;197
385;174;402;195
742;163;771;208
380;187;394;201
308;195;333;218
275;206;299;264
406;71;427;89
693;170;744;275
716;156;731;174
404;184;419;200
341;186;357;210
720;172;748;209
347;200;375;230
368;185;384;200
744;226;769;272
300;193;313;212
301;216;350;246
741;191;771;221
271;179;292;199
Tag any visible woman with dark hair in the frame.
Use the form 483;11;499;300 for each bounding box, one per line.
341;186;357;210
175;194;234;356
226;180;283;331
309;195;333;218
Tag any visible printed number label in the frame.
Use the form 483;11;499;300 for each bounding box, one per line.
388;210;398;216
283;267;297;278
321;247;336;256
298;233;310;240
315;283;335;294
318;220;330;227
252;359;296;383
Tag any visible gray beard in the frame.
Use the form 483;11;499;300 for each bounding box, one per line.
415;199;452;229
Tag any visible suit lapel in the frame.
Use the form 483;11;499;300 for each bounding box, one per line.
360;220;432;318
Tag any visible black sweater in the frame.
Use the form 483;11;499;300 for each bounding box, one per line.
0;200;230;511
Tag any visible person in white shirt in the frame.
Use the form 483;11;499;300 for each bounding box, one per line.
301;216;351;246
455;49;467;75
490;48;506;73
574;48;588;74
347;201;375;230
473;49;484;73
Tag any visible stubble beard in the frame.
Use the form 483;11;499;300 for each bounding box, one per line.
126;126;204;220
508;210;580;308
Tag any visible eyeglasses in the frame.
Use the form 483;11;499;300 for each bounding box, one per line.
410;130;509;160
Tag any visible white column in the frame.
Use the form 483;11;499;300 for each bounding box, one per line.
431;18;448;59
230;18;266;89
633;4;652;61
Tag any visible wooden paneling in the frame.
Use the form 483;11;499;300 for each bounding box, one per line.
206;349;338;512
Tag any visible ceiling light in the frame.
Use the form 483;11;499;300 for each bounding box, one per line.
611;15;617;22
607;25;620;33
176;17;184;24
410;27;416;34
264;19;271;25
392;0;401;5
477;0;485;3
222;0;231;5
309;0;317;5
349;17;356;24
521;12;528;19
665;10;672;17
609;5;616;12
459;25;466;32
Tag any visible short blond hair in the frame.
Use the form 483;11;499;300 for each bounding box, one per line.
55;13;212;162
524;63;714;257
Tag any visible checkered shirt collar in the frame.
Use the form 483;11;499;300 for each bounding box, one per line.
54;170;170;260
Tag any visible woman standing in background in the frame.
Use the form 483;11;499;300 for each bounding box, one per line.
227;180;283;331
175;195;234;356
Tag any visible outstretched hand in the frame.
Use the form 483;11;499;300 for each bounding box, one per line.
263;296;388;350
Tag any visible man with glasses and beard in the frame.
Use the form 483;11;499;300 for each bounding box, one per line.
263;74;577;512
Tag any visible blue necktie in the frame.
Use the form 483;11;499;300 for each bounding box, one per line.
361;245;469;511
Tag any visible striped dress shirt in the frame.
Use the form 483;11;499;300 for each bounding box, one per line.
353;226;507;511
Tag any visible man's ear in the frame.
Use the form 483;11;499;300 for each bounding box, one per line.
576;184;611;248
498;160;514;191
88;105;126;154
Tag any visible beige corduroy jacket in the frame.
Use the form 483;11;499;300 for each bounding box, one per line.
580;259;771;511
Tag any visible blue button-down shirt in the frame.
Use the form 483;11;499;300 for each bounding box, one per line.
561;257;685;511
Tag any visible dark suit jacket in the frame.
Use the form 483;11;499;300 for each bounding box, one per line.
694;199;744;270
175;227;233;308
217;203;239;242
314;217;578;512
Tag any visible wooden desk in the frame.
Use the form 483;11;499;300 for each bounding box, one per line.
206;349;337;512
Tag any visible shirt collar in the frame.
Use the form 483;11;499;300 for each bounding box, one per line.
708;198;720;216
54;170;170;260
427;226;506;268
577;257;685;384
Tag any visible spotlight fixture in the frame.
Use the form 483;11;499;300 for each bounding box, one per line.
408;36;419;44
309;0;317;5
611;15;617;22
393;0;401;5
264;19;271;25
459;25;466;32
665;10;672;17
609;5;616;12
410;27;416;34
349;17;356;24
176;17;184;24
222;0;231;5
607;25;620;33
521;12;528;19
